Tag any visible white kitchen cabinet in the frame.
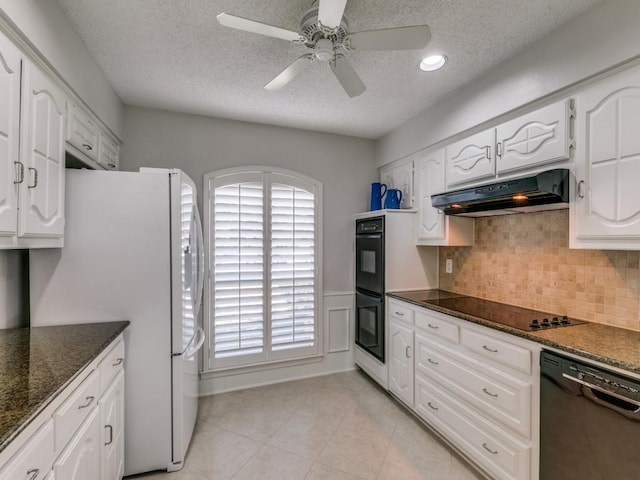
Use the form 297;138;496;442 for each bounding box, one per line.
97;132;120;170
380;159;414;208
415;148;474;246
18;59;66;240
0;420;54;480
66;101;98;162
385;298;540;480
54;409;101;480
0;31;21;240
571;64;640;249
99;371;124;480
0;29;65;249
388;317;414;407
496;99;573;174
445;128;496;188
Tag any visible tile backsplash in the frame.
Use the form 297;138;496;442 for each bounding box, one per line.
439;210;640;331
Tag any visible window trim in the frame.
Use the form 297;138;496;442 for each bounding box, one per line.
203;166;324;372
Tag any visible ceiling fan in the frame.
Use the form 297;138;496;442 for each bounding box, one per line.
217;0;431;97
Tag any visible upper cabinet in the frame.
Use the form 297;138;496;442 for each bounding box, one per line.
446;128;496;188
496;100;573;174
571;64;640;250
0;30;65;248
445;99;573;190
415;148;473;246
380;159;414;209
67;102;99;162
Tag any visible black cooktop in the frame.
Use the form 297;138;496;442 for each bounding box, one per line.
421;295;585;332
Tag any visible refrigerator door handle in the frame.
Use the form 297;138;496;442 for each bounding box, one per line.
193;204;205;322
185;326;205;359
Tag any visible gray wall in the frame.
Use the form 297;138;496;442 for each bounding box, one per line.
0;251;24;329
121;106;377;293
376;0;640;166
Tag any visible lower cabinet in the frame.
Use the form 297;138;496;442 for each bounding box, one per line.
54;409;101;480
387;299;540;480
0;336;126;480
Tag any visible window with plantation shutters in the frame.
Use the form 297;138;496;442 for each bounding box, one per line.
205;168;322;369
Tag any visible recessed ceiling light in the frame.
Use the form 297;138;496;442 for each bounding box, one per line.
419;54;447;72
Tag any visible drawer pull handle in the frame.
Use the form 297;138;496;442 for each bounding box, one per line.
78;396;95;409
82;143;93;151
113;358;124;366
427;358;439;366
427;402;439;411
26;469;40;480
482;345;498;353
482;388;498;398
395;311;404;316
28;168;38;189
105;424;114;445
14;162;24;184
482;443;498;455
427;323;439;329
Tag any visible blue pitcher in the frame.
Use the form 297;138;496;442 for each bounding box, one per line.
370;182;387;211
384;189;403;209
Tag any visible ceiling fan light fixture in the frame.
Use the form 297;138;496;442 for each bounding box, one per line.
314;38;334;61
419;54;447;72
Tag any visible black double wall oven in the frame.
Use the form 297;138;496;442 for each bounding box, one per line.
355;216;385;362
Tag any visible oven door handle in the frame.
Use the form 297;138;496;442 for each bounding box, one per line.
356;234;382;239
562;373;640;420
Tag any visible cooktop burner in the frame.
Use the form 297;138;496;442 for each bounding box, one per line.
421;296;585;332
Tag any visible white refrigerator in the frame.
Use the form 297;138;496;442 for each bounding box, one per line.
29;168;205;475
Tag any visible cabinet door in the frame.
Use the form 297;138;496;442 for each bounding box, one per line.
99;371;124;480
18;60;65;238
0;31;21;238
66;102;98;161
380;160;413;208
97;132;119;170
573;65;640;243
54;409;100;480
416;149;446;241
446;128;496;188
388;320;414;406
0;420;54;480
496;100;572;174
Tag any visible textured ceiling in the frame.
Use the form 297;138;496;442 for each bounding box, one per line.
56;0;601;139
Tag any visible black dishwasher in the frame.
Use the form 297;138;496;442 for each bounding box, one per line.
540;351;640;479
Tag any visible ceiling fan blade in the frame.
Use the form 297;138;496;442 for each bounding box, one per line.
265;55;314;91
329;56;365;97
348;25;431;51
217;12;302;42
318;0;348;29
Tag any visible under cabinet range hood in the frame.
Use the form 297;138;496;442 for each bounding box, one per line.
431;169;570;217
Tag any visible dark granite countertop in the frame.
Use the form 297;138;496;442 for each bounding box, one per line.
388;290;640;375
0;321;129;454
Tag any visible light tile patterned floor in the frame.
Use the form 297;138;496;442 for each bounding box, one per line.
129;370;485;480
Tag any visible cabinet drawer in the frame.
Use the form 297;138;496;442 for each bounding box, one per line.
66;102;98;160
461;329;531;374
53;369;99;451
388;299;414;325
415;377;530;480
0;420;54;480
99;339;125;393
415;335;531;438
415;310;459;344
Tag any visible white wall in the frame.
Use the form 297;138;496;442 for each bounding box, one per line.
0;251;24;329
0;0;123;137
121;106;377;293
376;0;640;166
